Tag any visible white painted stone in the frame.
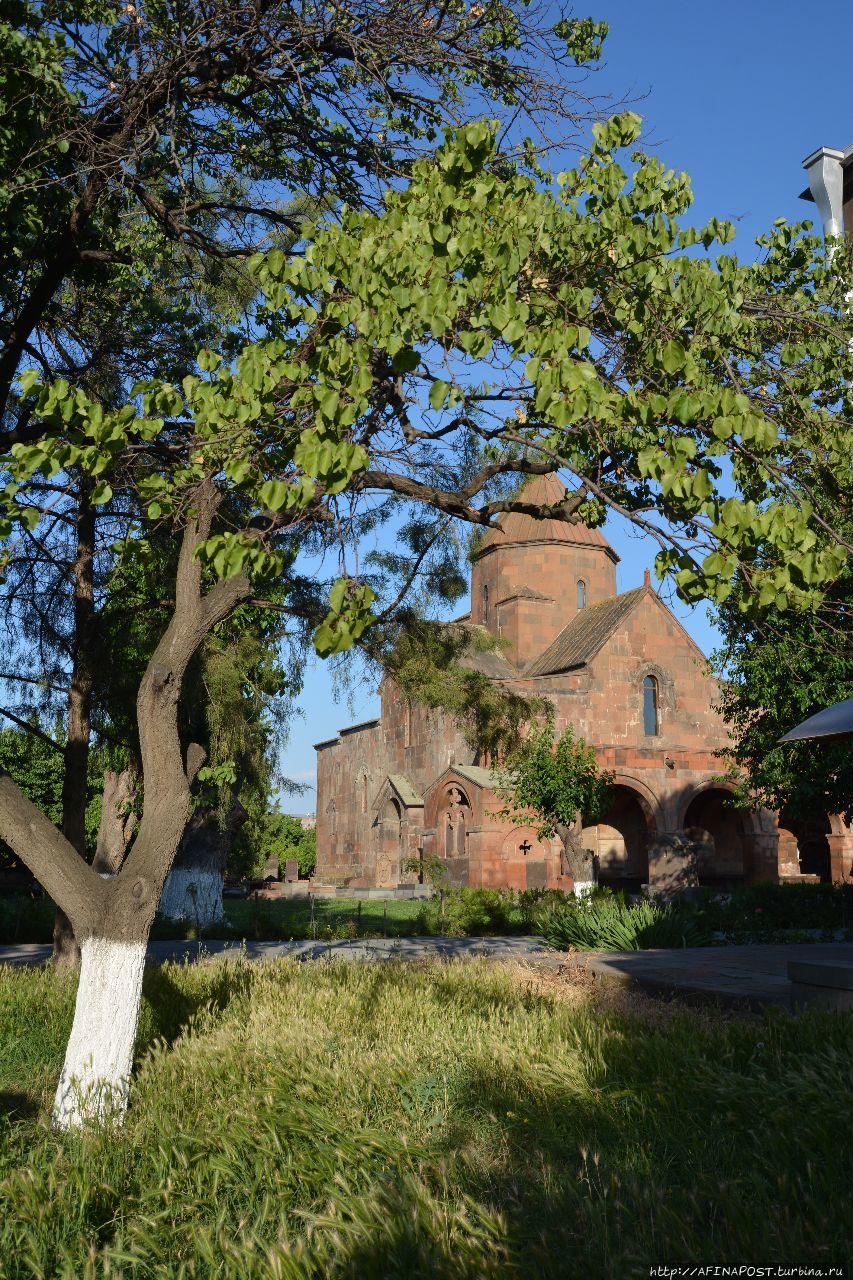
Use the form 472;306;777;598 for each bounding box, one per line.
573;880;595;898
52;936;146;1130
159;868;224;929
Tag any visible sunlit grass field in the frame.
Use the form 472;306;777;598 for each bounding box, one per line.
1;958;851;1278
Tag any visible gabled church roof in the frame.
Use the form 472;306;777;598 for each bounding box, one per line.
472;473;618;563
386;774;424;807
525;586;646;677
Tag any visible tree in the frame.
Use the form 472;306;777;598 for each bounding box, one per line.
497;721;612;894
1;0;610;430
1;0;611;963
713;566;853;824
1;115;851;1128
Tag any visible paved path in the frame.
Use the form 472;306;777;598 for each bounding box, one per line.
0;935;558;970
3;938;853;1009
574;942;853;1009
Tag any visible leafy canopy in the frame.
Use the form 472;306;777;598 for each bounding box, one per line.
497;721;613;840
7;116;852;663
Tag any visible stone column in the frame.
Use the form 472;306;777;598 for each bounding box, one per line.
828;826;853;884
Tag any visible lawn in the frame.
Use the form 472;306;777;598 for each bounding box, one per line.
0;894;430;946
1;957;851;1277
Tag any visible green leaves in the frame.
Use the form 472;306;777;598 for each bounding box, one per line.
314;581;376;657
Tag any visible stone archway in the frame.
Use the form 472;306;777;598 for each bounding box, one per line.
682;787;750;886
778;809;832;883
375;795;402;887
436;785;471;886
584;784;654;892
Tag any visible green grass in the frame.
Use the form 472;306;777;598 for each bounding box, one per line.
0;895;428;945
1;958;851;1277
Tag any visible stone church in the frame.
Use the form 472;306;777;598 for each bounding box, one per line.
314;474;852;893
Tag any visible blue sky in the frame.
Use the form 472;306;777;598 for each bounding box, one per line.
278;0;852;813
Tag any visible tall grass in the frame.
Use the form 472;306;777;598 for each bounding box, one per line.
541;894;712;950
0;958;851;1277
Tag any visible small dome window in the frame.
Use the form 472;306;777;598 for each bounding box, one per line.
482;584;489;624
577;579;586;610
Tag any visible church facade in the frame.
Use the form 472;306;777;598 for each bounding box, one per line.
314;475;853;893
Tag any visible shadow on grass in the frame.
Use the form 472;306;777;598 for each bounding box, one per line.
0;1089;39;1124
138;959;255;1052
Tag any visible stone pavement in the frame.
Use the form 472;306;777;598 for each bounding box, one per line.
3;938;853;1009
0;935;558;970
573;942;853;1009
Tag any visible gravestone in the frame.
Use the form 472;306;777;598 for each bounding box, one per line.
263;852;279;881
285;858;299;883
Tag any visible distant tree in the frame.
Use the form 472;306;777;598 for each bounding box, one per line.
497;721;612;894
713;565;853;823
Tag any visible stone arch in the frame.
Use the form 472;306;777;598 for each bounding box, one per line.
633;661;676;719
607;773;665;834
584;776;662;892
681;783;756;885
676;780;762;834
777;807;833;883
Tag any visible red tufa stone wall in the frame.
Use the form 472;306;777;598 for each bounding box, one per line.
314;683;476;888
471;540;617;668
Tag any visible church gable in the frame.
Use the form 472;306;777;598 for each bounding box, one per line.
584;588;725;749
524;587;645;677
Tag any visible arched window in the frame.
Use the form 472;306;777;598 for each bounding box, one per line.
576;579;586;610
361;772;368;814
643;675;659;736
482;584;489;624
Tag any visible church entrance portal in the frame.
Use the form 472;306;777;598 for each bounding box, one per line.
439;786;471;886
376;796;403;887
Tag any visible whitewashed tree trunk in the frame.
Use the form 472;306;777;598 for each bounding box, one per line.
52;936;147;1130
159;867;224;929
159;800;247;930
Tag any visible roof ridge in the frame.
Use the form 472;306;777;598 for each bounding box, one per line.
524;586;646;678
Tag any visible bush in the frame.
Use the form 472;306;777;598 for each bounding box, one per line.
416;887;524;936
697;882;853;940
541;894;711;951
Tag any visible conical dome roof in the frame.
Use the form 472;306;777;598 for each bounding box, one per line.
473;473;618;563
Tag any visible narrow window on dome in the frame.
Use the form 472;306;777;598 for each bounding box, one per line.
482;584;489;624
577;579;586;610
643;675;659;736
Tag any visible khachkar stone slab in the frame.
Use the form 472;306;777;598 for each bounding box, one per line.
648;833;699;896
263;853;279;881
285;859;299;883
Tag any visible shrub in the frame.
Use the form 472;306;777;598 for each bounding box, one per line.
416;887;524;936
541;894;711;951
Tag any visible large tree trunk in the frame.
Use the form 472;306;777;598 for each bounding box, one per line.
556;818;597;897
0;484;250;1128
55;487;97;969
159;800;248;931
52;936;147;1129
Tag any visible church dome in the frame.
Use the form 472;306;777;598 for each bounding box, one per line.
472;473;618;563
